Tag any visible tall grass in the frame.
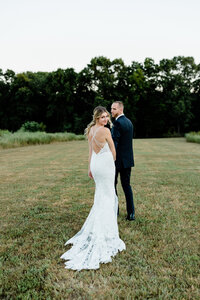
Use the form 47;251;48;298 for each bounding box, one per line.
0;131;85;149
185;131;200;144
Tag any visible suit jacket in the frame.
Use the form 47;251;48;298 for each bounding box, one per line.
111;115;134;169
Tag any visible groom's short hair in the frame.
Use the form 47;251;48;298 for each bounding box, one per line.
113;101;124;109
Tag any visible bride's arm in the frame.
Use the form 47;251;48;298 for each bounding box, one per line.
105;128;116;160
88;138;93;179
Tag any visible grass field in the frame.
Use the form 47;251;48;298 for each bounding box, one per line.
0;138;199;299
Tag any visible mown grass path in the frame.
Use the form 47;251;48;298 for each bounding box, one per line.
0;138;199;299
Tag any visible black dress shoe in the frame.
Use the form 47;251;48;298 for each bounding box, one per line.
126;213;135;221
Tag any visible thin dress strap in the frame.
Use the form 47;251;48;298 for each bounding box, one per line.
90;126;106;150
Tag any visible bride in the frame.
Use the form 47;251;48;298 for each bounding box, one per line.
60;106;125;270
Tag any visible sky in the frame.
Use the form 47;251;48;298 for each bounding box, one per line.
0;0;200;73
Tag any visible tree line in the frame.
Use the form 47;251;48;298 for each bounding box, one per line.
0;56;199;137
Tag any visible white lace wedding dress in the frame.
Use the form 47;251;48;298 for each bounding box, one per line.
60;127;125;270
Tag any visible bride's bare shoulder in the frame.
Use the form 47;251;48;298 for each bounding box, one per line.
100;127;111;136
99;126;109;131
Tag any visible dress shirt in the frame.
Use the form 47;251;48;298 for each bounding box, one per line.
116;114;124;121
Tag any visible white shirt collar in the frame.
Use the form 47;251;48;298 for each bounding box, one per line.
116;113;124;121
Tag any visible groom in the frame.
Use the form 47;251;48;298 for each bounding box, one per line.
111;101;135;221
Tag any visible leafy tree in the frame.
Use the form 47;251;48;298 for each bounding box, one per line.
45;68;77;132
159;56;197;134
0;55;199;136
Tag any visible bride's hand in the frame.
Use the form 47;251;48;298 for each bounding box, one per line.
88;170;93;179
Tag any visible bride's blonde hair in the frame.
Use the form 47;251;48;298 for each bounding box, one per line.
84;106;112;136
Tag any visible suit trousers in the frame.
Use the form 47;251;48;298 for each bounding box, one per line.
115;167;135;216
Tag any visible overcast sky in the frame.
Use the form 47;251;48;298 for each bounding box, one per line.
1;0;200;73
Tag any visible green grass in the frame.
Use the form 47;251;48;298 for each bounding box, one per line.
0;131;85;149
0;138;199;299
185;131;200;144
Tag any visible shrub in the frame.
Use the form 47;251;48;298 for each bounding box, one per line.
20;121;46;132
185;131;200;144
0;130;11;137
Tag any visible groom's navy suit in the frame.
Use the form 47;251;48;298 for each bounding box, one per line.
111;115;135;217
